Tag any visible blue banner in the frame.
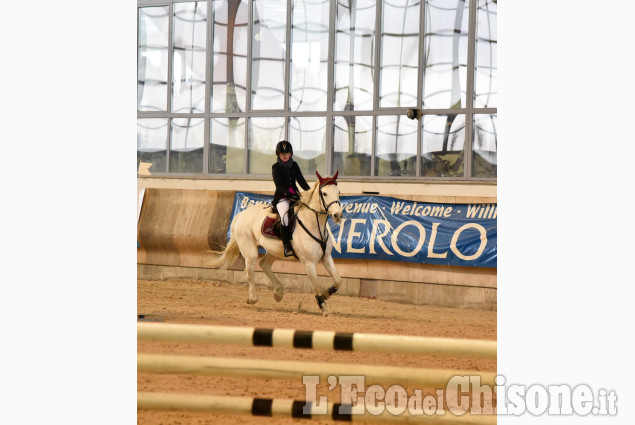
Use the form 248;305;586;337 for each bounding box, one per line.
229;192;497;268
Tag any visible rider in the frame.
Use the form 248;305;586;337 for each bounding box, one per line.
272;141;310;257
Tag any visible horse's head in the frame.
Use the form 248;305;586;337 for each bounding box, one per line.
316;171;343;224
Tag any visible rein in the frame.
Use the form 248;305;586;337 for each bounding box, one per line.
295;184;340;258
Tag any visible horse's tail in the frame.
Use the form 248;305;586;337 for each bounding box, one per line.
208;219;242;269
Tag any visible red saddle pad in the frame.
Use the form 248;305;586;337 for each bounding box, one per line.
261;215;296;239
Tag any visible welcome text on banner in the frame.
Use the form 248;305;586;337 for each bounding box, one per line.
227;192;497;268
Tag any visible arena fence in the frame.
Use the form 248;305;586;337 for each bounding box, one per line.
137;323;497;359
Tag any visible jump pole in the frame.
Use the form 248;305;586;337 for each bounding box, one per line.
137;323;496;359
137;353;496;388
138;392;497;425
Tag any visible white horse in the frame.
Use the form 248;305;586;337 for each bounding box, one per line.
209;171;344;316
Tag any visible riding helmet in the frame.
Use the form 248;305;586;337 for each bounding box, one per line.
275;141;293;156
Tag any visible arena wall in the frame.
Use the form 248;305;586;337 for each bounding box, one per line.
137;178;497;310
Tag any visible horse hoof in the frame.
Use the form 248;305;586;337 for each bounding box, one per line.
246;297;259;305
274;291;284;302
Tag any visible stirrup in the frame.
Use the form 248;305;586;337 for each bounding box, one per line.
284;245;295;257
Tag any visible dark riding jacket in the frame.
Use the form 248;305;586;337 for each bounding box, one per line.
272;159;310;206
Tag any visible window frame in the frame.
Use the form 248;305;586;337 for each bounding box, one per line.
137;0;497;181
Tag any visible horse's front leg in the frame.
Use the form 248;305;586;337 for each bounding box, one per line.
320;253;342;300
303;261;330;317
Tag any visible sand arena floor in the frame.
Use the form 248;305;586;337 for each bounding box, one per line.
137;279;497;425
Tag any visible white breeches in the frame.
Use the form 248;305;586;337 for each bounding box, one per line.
276;199;291;226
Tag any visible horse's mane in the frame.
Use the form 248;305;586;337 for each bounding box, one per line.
299;181;319;205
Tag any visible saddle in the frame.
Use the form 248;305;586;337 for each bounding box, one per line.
261;210;296;239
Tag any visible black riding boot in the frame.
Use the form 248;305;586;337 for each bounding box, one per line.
281;224;295;257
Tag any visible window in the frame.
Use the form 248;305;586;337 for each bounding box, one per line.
137;0;497;180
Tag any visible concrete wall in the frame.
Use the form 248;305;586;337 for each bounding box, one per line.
137;178;497;310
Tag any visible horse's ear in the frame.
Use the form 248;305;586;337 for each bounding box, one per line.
316;170;324;184
333;170;339;181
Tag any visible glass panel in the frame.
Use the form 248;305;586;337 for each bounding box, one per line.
211;0;248;113
172;2;207;114
137;118;168;173
210;117;246;174
170;118;205;173
138;7;169;111
290;0;330;111
251;0;287;110
248;117;286;173
472;114;496;178
421;114;465;177
375;115;417;176
333;0;376;111
333;115;372;176
288;116;326;176
379;0;420;108
422;0;469;109
474;0;497;108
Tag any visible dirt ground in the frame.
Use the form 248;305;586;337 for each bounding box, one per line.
137;280;497;425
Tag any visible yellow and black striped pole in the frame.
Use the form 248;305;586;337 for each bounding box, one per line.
138;323;496;359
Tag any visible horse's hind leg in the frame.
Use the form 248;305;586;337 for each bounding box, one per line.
304;261;330;317
320;254;342;300
244;255;260;304
237;237;260;304
259;254;284;302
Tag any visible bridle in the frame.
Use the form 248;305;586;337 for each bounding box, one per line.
319;186;341;216
295;182;340;258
